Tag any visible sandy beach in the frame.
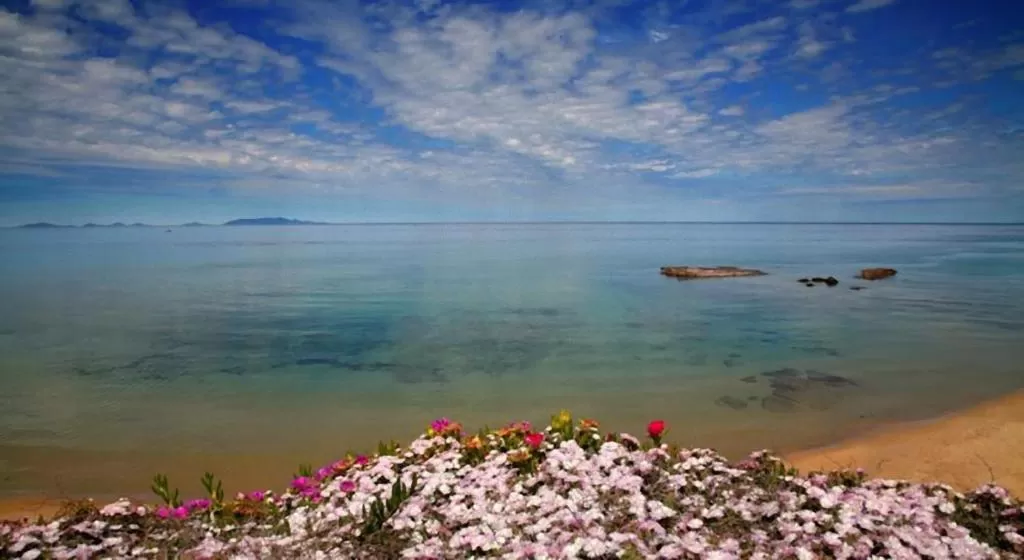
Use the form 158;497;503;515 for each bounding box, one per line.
3;390;1023;522
786;390;1024;496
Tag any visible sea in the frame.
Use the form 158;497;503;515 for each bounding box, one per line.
1;223;1023;502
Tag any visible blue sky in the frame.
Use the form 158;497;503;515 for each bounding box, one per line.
0;0;1022;224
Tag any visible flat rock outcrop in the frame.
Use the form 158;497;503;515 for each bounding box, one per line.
857;267;897;280
660;266;766;279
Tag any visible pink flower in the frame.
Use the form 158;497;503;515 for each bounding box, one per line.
152;504;186;521
291;476;313;491
246;490;266;502
525;432;545;449
431;418;451;433
185;499;211;512
647;420;666;439
316;466;332;481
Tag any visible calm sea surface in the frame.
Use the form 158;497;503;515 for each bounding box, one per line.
1;223;1023;501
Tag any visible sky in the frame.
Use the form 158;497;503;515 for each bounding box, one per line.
0;0;1022;225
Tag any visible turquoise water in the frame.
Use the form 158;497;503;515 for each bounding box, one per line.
1;223;1023;500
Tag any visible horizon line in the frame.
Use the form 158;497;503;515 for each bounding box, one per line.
6;220;1024;228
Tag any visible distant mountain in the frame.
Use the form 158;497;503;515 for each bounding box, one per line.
80;222;137;228
180;222;208;227
18;222;71;228
223;217;328;226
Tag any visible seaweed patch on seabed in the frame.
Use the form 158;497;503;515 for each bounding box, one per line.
715;368;859;413
72;353;176;377
791;345;841;357
391;366;447;384
684;352;708;366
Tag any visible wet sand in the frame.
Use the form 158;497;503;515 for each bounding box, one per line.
786;390;1024;496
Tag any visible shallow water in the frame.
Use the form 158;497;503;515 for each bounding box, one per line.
1;223;1023;501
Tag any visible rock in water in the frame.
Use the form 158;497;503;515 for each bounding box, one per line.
809;276;839;286
857;267;897;280
660;266;766;279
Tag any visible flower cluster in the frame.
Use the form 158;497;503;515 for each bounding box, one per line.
2;413;1021;559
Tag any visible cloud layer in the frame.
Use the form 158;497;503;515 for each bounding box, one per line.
1;0;1022;221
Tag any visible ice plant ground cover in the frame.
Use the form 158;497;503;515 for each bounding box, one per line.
2;413;1023;559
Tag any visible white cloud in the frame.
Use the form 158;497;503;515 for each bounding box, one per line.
0;0;1018;209
846;0;896;14
674;169;719;178
795;22;831;58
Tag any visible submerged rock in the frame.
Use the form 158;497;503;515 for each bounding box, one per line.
857;267;897;280
807;370;858;387
660;266;766;279
762;394;799;413
850;286;866;291
740;375;758;383
757;368;859;413
761;368;802;378
715;396;749;410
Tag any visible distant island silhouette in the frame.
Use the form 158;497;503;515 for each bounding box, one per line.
15;218;328;228
223;217;328;226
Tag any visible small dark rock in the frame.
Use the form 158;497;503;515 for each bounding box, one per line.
723;358;738;368
740;375;758;383
797;278;809;283
805;283;815;287
728;352;742;359
850;286;865;291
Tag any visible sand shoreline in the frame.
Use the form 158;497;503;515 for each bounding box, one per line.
785;389;1024;496
3;390;1023;522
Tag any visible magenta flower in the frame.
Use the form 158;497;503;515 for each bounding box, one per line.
525;432;545;449
155;506;171;519
247;490;266;502
316;466;332;481
340;480;356;493
185;499;211;512
291;476;313;491
355;455;369;466
431;417;451;433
